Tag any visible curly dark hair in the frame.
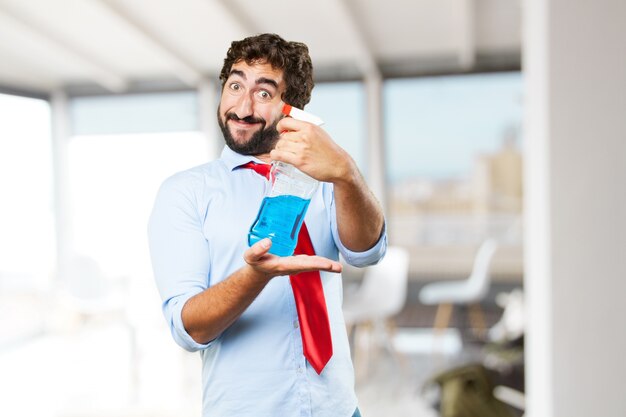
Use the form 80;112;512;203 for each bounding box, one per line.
219;33;314;109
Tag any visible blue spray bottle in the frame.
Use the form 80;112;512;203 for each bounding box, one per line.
248;104;324;256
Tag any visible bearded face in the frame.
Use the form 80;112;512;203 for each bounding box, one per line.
217;107;280;156
217;61;286;156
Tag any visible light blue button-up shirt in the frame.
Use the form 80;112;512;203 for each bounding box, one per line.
148;146;387;417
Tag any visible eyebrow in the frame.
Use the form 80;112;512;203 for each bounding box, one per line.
228;69;279;90
256;77;279;90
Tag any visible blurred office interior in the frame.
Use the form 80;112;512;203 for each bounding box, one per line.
0;1;624;416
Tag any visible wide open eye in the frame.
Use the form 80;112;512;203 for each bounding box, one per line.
256;90;272;101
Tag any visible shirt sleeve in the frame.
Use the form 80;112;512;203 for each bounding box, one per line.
326;183;388;267
148;173;212;352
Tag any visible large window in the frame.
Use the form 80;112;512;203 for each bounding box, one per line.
0;93;53;350
66;91;211;302
0;93;54;291
385;72;523;249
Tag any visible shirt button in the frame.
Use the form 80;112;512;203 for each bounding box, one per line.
297;367;304;374
293;320;299;329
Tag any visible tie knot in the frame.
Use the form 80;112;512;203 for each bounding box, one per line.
239;162;271;180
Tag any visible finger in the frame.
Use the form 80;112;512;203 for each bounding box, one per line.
243;238;272;263
277;130;303;144
277;117;307;133
270;148;300;166
274;139;305;156
274;133;295;149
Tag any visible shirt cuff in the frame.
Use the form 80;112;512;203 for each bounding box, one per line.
167;291;212;352
335;221;388;267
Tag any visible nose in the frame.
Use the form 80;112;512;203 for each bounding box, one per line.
233;92;254;119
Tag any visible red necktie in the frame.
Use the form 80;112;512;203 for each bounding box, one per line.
240;162;333;374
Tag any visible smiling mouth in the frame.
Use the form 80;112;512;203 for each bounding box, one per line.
229;119;260;128
226;113;264;126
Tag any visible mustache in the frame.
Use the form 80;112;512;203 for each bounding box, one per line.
226;113;265;124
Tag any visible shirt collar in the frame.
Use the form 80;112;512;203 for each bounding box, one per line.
220;146;269;171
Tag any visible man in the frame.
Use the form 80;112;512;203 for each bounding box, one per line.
148;33;386;417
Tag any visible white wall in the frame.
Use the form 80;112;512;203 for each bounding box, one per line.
524;1;626;416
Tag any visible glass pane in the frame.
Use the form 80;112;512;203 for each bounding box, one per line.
70;91;198;135
385;72;523;182
384;72;524;251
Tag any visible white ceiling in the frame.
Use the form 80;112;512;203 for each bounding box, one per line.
0;0;521;96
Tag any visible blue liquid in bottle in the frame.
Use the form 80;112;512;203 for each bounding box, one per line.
248;195;311;256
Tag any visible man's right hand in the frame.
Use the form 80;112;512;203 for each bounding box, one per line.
243;238;342;280
183;239;342;344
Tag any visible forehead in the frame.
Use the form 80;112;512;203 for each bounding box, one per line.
229;61;285;87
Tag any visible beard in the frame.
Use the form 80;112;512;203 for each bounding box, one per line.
217;107;280;156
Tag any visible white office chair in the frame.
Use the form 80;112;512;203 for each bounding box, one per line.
418;239;498;337
343;246;410;377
